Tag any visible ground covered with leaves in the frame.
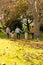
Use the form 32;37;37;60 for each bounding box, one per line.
0;38;43;65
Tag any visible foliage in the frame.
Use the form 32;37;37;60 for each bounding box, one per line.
0;0;43;32
14;0;28;17
4;0;29;30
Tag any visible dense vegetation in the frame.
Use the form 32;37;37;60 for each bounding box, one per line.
0;0;43;32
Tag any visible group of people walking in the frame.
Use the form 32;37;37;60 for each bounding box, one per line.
5;26;36;40
6;27;21;39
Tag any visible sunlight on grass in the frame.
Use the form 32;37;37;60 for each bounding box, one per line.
0;39;43;65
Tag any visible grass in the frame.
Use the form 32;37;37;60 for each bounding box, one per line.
0;31;6;39
0;31;43;65
0;39;43;65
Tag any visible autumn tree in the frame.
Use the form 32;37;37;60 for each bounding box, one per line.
31;0;43;35
0;0;43;33
26;0;43;35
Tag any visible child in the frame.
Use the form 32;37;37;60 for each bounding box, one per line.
36;32;40;41
10;31;14;39
6;27;10;38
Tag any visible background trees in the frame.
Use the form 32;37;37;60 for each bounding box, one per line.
0;0;43;32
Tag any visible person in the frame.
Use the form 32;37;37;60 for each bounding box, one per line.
36;31;40;41
6;27;10;38
15;27;22;39
30;26;35;39
24;27;29;40
10;31;15;39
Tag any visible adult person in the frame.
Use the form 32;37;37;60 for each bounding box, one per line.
15;27;22;39
6;27;10;38
30;26;35;39
24;27;29;40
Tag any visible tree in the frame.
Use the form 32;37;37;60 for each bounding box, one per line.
32;0;43;35
3;0;29;30
0;0;43;33
27;0;43;35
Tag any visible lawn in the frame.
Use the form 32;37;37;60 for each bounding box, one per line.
0;32;43;65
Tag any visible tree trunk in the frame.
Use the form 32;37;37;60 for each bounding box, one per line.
32;0;41;37
34;20;40;36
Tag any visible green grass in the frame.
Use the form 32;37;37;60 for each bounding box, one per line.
0;31;6;39
0;31;43;40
